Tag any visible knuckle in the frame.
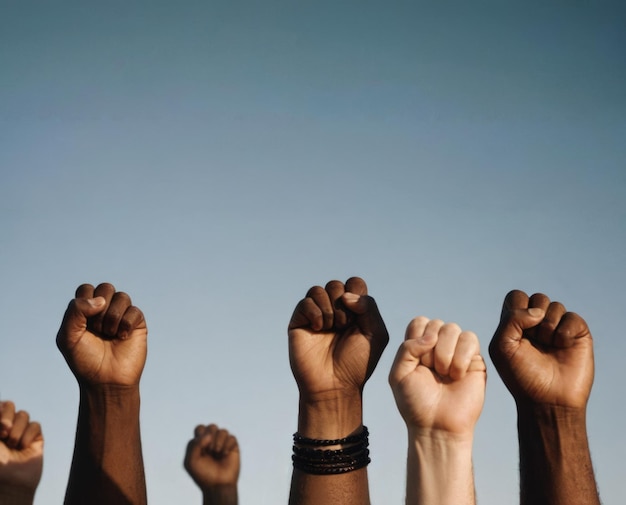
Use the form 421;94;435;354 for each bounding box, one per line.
306;285;326;297
459;330;478;345
409;316;429;327
442;321;461;334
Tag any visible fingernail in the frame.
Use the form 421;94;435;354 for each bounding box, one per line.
88;297;105;307
343;293;359;303
528;308;544;317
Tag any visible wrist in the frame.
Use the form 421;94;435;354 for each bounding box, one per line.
202;484;238;505
406;433;475;505
75;382;142;464
516;402;590;458
297;391;363;439
79;383;141;413
80;381;141;396
408;428;474;462
516;402;589;451
407;425;476;445
0;483;37;505
516;403;598;505
516;400;586;424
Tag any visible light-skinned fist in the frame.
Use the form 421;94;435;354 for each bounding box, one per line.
389;317;486;438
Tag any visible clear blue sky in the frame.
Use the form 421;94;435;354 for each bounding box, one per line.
1;1;625;503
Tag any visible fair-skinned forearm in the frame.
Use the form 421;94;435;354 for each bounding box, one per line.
64;384;146;505
288;394;370;505
517;403;599;505
406;430;475;505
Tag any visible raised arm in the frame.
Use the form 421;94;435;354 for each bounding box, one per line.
287;277;389;505
0;401;44;505
488;290;600;505
389;317;486;505
56;282;148;505
184;424;240;505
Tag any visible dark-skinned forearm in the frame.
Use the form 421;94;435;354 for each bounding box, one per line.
289;394;370;505
0;484;37;505
202;485;238;505
517;403;599;505
64;384;146;505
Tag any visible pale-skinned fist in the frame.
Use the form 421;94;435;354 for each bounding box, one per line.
389;317;486;438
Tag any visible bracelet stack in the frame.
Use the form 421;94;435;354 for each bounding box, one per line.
292;426;370;475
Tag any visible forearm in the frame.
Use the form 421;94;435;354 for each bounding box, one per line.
406;430;475;505
289;394;370;505
517;403;599;505
65;384;146;505
202;485;238;505
0;484;36;505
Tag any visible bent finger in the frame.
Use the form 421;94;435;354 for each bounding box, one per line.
20;421;43;449
389;334;437;386
434;322;462;377
89;283;116;335
288;297;324;331
534;300;566;346
213;428;230;455
7;410;29;449
404;316;430;341
0;400;16;438
103;291;133;338
325;280;347;329
117;305;146;340
449;330;481;380
224;434;239;454
554;312;591;348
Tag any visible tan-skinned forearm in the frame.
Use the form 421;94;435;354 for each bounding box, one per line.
288;393;370;505
517;403;599;505
64;384;146;505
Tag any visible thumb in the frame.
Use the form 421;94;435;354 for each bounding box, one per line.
389;331;437;387
56;297;106;348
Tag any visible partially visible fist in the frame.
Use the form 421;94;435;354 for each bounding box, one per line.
0;401;44;491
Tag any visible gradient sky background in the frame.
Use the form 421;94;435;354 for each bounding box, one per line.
1;1;625;503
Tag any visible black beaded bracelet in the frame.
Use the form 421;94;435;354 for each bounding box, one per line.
291;426;370;475
292;449;371;475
